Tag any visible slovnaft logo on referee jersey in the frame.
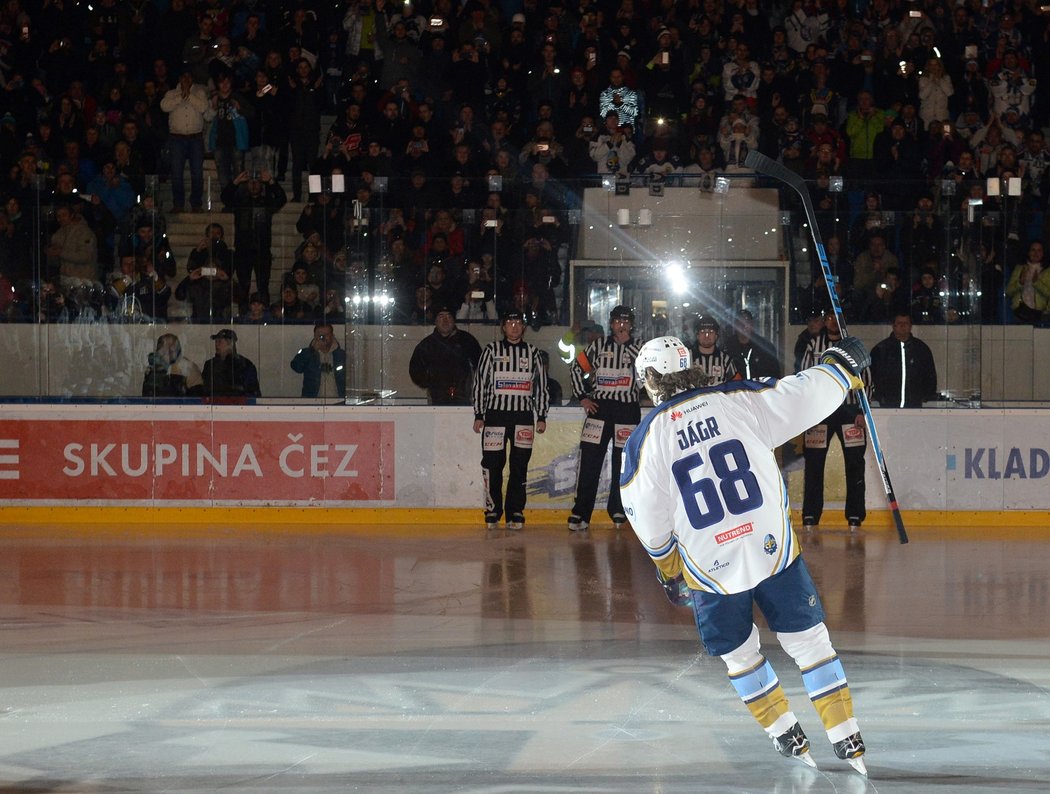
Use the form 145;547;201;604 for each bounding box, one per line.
495;379;532;391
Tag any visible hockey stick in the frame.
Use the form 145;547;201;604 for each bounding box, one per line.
744;150;909;544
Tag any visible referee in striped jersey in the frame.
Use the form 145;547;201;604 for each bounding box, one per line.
799;310;873;532
472;311;550;530
567;305;642;531
689;314;740;383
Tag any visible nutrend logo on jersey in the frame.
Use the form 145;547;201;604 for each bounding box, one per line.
715;522;754;545
0;419;396;503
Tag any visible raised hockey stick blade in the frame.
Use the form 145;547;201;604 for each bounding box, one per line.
744;150;909;544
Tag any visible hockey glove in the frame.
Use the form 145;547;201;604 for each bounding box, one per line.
820;336;870;377
657;570;692;608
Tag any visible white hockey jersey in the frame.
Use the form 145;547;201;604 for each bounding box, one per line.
620;364;854;595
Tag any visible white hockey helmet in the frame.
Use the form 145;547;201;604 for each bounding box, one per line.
635;336;692;405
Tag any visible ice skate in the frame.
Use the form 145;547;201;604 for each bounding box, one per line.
484;513;500;531
772;722;817;768
506;513;525;530
567;515;589;532
833;732;867;775
611;512;628;529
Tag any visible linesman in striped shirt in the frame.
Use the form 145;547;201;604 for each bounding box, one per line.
567;305;642;531
472;311;550;530
799;310;873;532
689;314;740;383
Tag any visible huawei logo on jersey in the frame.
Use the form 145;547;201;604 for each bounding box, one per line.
670;410;684;421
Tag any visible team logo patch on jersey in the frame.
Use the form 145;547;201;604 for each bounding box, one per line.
715;522;753;544
495;379;532;392
763;534;778;555
709;559;730;572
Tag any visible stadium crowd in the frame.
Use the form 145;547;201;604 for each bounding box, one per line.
1;0;1050;329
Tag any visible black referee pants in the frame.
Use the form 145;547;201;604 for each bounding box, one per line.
802;405;867;525
571;400;640;523
481;410;534;522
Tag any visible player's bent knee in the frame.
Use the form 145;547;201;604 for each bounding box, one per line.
777;622;834;667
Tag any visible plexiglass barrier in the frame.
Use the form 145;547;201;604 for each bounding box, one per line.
4;172;1050;404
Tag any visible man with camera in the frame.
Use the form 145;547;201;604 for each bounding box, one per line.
220;168;287;311
291;322;347;399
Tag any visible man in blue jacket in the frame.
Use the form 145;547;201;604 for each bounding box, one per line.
291;322;347;398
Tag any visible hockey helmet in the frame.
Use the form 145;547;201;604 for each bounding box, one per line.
609;304;635;324
693;314;719;333
635;336;692;405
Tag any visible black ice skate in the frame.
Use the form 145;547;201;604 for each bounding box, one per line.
772;722;817;768
833;731;867;775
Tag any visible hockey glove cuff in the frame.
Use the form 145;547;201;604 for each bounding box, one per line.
657;570;693;608
820;336;870;388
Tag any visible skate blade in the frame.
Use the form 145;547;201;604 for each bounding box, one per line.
847;756;867;776
798;751;818;769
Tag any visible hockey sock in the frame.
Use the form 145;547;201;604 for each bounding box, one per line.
778;623;859;743
721;624;796;737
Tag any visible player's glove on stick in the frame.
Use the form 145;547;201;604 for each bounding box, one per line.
657;571;692;608
820;336;870;383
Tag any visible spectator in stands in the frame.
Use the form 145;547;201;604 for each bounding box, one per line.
237;292;273;324
872;118;924;210
590;111;636;177
207;74;252;194
221;168;287;310
844;90;886;183
858;266;910;323
272;283;318;324
182;12;220;85
175;235;233;325
143;333;204;398
852;232;900;301
160;71;209;213
1006;240;1050;324
47;204;98;288
599;68;641;130
291;321;347;399
202;328;261;397
910;266;946;325
286;58;324;202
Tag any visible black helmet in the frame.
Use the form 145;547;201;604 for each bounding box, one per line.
501;310;525;323
694;314;719;332
609;305;635;323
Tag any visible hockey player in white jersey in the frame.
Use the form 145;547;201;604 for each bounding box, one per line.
619;335;869;774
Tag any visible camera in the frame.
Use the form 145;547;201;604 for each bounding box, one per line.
582;124;593;133
536;142;549;153
201;266;217;277
484;219;499;228
909;10;921;17
542;215;556;224
470;290;485;299
429;17;442;27
661;52;669;65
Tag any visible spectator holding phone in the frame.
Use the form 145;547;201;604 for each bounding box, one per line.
291;322;347;398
